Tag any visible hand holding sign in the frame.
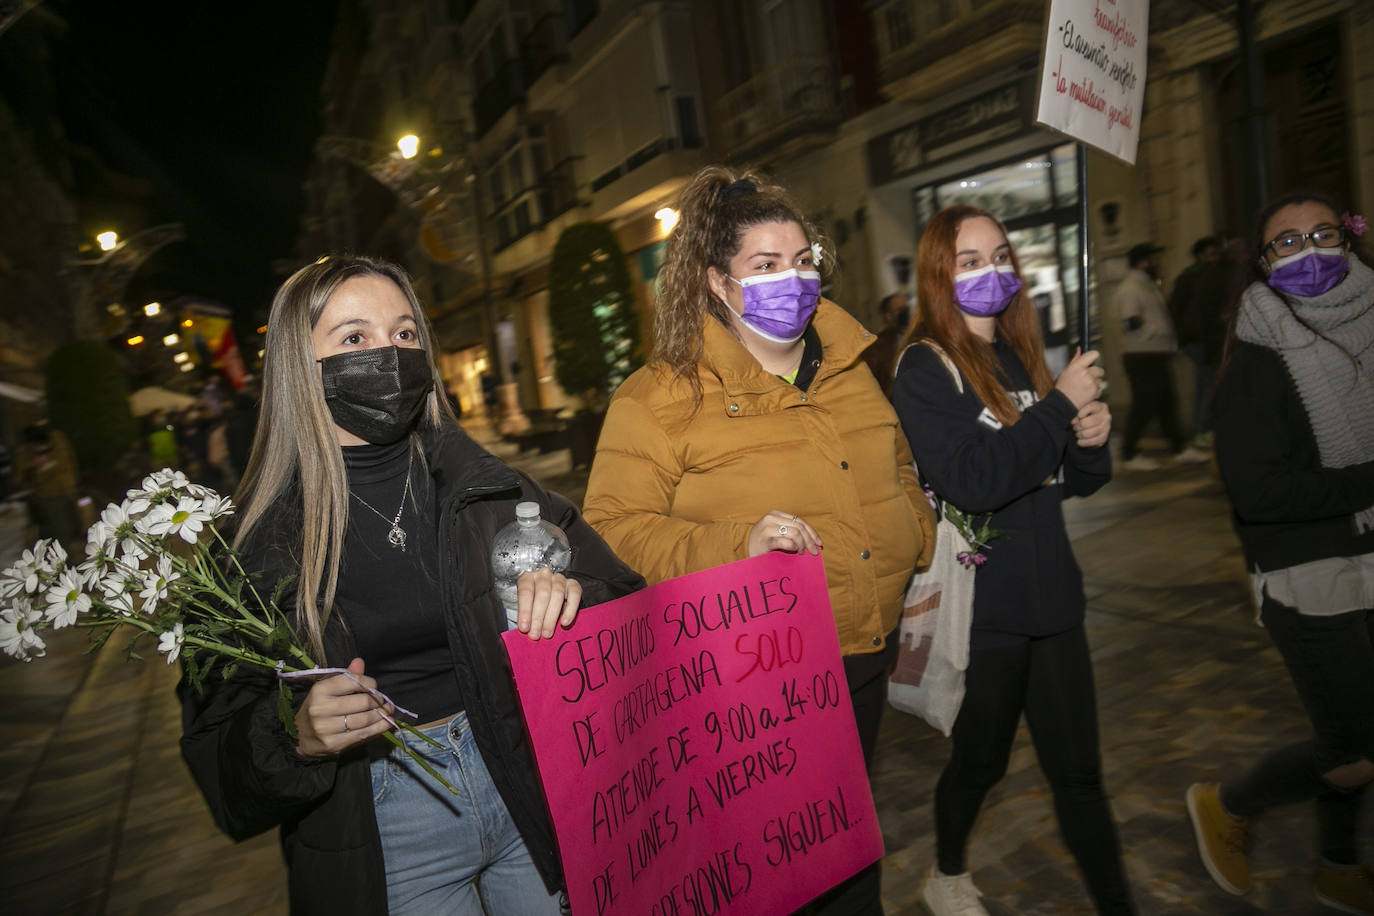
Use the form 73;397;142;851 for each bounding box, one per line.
502;552;881;916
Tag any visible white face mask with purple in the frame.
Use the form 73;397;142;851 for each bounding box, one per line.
953;264;1022;317
729;268;822;343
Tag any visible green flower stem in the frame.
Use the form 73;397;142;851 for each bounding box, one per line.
380;730;459;795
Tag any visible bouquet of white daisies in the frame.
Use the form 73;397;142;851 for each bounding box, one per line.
0;468;454;791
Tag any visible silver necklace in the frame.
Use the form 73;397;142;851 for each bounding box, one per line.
349;449;413;550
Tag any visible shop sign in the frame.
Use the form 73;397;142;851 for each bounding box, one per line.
1035;0;1149;164
867;79;1034;185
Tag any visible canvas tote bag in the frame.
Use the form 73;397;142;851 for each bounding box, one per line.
887;343;976;736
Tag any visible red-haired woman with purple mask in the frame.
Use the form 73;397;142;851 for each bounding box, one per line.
892;206;1132;915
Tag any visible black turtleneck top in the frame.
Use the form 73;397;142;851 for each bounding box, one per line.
338;438;462;722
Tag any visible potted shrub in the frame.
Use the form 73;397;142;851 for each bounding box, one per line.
547;222;641;466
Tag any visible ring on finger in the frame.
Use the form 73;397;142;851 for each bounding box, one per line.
342;714;351;732
778;524;790;537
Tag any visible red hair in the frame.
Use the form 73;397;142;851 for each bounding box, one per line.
903;205;1053;426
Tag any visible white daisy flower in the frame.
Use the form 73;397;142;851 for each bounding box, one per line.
97;568;133;600
42;539;67;572
156;622;184;664
138;556;180;615
0;560;33;598
150;468;192;491
143;496;213;544
105;589;136;617
201;494;235;520
0;598;45;661
43;568;91;628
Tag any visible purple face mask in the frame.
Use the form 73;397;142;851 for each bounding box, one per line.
954;264;1022;317
1266;247;1349;298
730;268;822;343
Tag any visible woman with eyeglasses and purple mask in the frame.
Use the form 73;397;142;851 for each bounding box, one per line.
1187;192;1374;914
890;206;1131;915
583;165;937;913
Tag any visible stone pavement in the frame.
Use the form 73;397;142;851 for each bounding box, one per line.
0;434;1361;914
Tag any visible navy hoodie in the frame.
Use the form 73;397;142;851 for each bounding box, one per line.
892;338;1111;637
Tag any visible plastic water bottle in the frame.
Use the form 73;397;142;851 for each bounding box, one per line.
490;501;572;630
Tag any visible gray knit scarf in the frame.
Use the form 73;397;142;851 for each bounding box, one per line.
1235;255;1374;533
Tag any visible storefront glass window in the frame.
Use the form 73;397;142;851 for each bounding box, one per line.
914;140;1095;351
935;155;1053;220
1051;143;1078;208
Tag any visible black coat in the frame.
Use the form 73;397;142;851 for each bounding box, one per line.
893;339;1112;636
1214;341;1374;572
178;425;645;914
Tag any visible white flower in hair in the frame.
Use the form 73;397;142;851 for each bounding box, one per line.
810;241;824;266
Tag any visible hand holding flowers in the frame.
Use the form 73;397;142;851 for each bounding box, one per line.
0;468;455;792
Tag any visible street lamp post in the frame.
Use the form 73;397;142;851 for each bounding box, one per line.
68;223;185;341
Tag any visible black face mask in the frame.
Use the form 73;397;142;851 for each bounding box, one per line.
318;346;433;444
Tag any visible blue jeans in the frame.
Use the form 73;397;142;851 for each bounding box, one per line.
370;713;564;915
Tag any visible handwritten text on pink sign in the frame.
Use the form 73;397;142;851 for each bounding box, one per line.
503;551;882;916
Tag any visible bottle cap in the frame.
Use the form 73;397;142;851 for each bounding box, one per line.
515;501;540;520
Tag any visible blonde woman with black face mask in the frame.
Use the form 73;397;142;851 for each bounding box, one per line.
179;255;643;915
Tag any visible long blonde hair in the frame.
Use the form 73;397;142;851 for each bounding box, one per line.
233;256;453;660
654;165;832;402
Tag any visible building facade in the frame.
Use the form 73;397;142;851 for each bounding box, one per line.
299;0;1374;423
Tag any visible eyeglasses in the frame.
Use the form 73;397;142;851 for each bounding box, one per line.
1263;227;1345;259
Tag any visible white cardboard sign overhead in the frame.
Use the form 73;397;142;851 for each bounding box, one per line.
1035;0;1149;165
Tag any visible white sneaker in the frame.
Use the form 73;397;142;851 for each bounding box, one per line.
922;865;989;915
1121;455;1162;471
1173;446;1211;465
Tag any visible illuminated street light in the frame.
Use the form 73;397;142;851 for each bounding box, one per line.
397;135;420;159
655;207;679;235
162;333;180;347
97;230;118;251
180;362;195;373
126;335;145;346
182;318;193;328
173;352;190;364
144;301;161;317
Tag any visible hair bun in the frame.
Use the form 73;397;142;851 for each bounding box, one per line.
721;179;757;201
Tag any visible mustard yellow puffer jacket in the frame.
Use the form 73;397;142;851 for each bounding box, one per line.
584;302;937;656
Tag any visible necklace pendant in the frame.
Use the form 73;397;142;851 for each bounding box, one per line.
387;524;407;550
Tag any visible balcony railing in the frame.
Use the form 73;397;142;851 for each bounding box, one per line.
715;55;839;156
487;157;582;251
871;0;1044;96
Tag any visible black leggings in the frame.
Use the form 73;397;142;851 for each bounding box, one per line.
935;625;1134;914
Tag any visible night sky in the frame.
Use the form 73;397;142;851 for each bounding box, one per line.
4;0;340;323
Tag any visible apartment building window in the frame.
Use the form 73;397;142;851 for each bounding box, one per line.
565;0;597;39
766;0;819;61
676;97;701;149
884;4;913;54
915;0;958;34
721;0;754;90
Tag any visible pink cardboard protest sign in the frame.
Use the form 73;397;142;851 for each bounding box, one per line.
502;551;882;916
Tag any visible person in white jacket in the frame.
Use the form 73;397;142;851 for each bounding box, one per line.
1113;242;1209;470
